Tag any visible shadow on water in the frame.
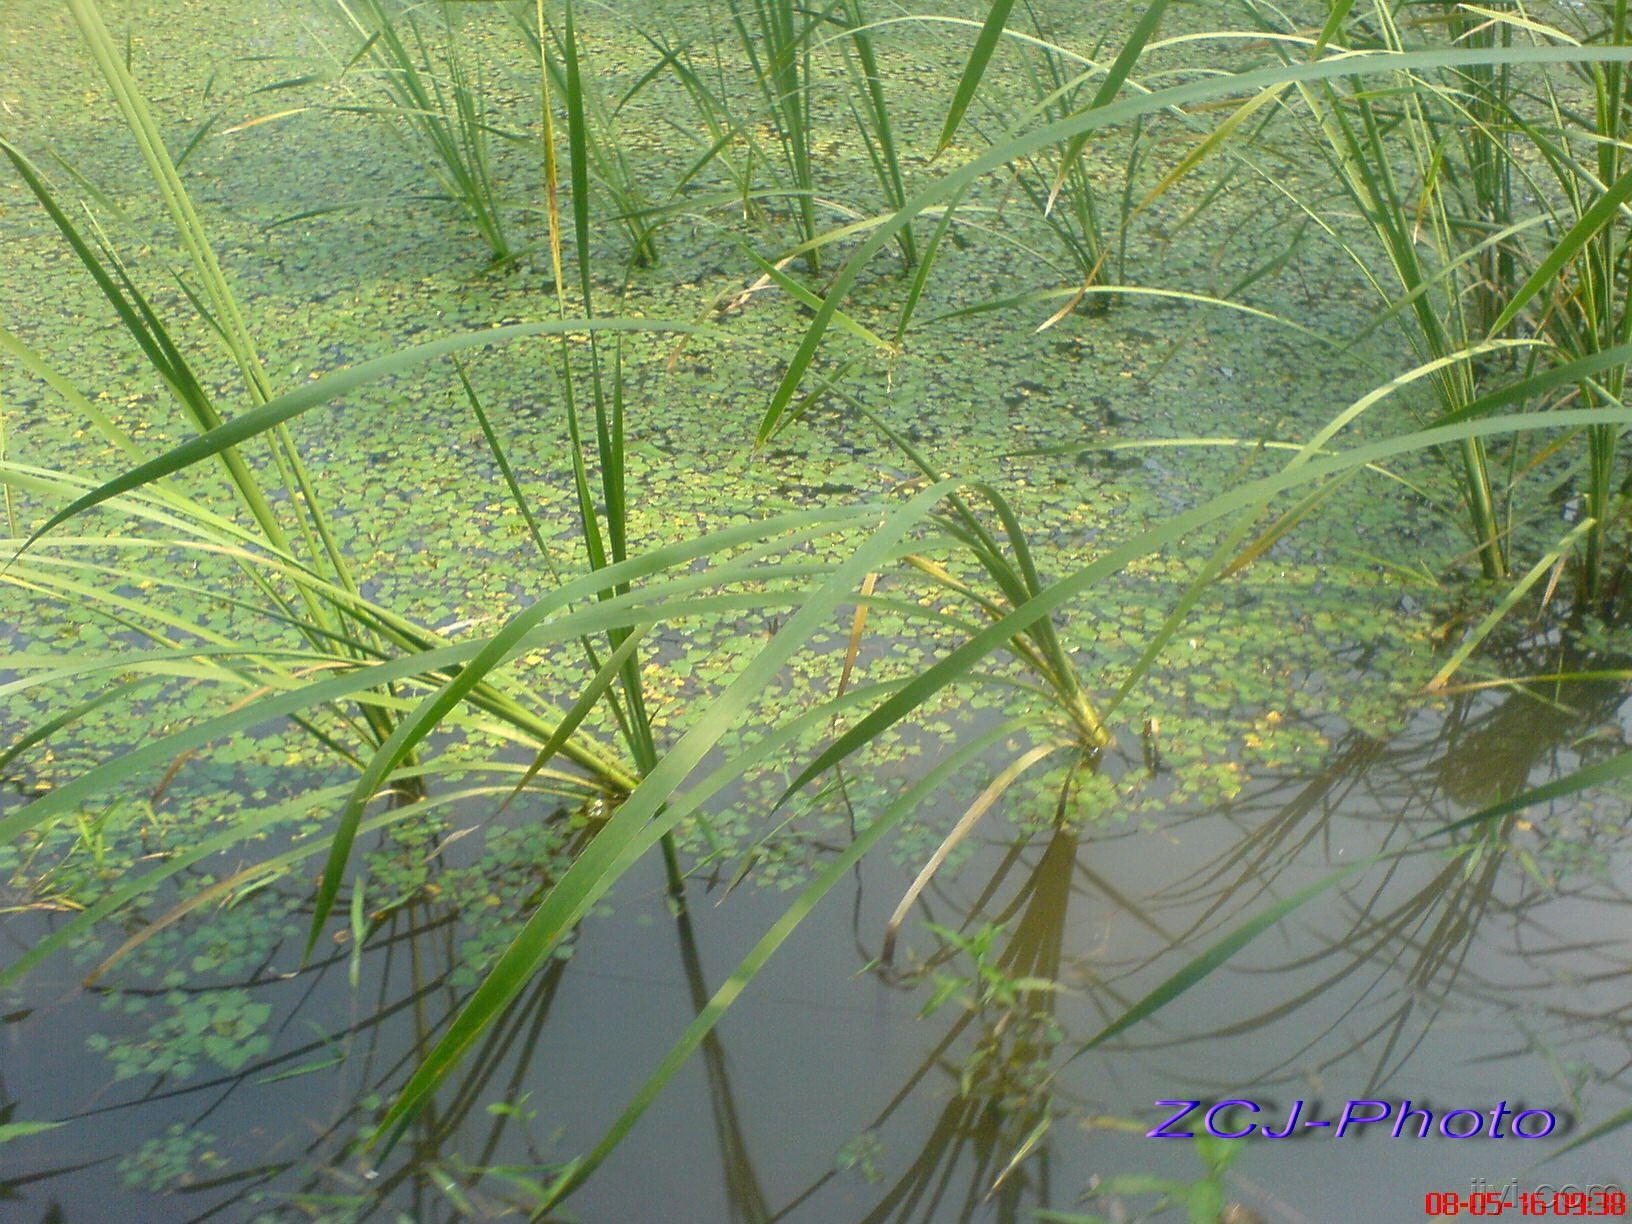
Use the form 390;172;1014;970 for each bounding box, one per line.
2;647;1631;1221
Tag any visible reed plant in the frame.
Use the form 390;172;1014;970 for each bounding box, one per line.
1250;0;1632;599
506;1;662;267
332;0;515;263
1475;0;1632;605
725;0;822;269
1243;0;1524;579
630;0;919;268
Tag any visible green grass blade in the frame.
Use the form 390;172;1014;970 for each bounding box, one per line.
505;625;648;806
372;480;959;1140
540;718;1032;1207
1313;0;1354;57
937;0;1017;155
1489;168;1632;335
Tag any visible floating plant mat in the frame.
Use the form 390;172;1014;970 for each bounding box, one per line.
2;0;1631;1218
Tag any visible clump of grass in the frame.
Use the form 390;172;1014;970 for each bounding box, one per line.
1480;0;1632;605
628;22;763;225
839;389;1109;754
1262;0;1632;600
1270;4;1518;579
725;0;822;269
333;0;514;262
507;2;661;268
618;0;918;272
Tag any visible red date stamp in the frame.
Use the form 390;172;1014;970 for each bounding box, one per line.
1424;1185;1626;1217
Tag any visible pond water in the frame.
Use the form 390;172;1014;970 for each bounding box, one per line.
5;671;1630;1220
4;0;1632;1219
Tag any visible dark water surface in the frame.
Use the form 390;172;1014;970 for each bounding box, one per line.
5;677;1629;1222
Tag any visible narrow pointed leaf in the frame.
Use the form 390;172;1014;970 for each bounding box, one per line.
937;0;1017;154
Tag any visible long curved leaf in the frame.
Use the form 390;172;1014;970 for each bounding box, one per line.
936;0;1017;154
373;480;960;1139
13;318;700;560
777;407;1632;802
